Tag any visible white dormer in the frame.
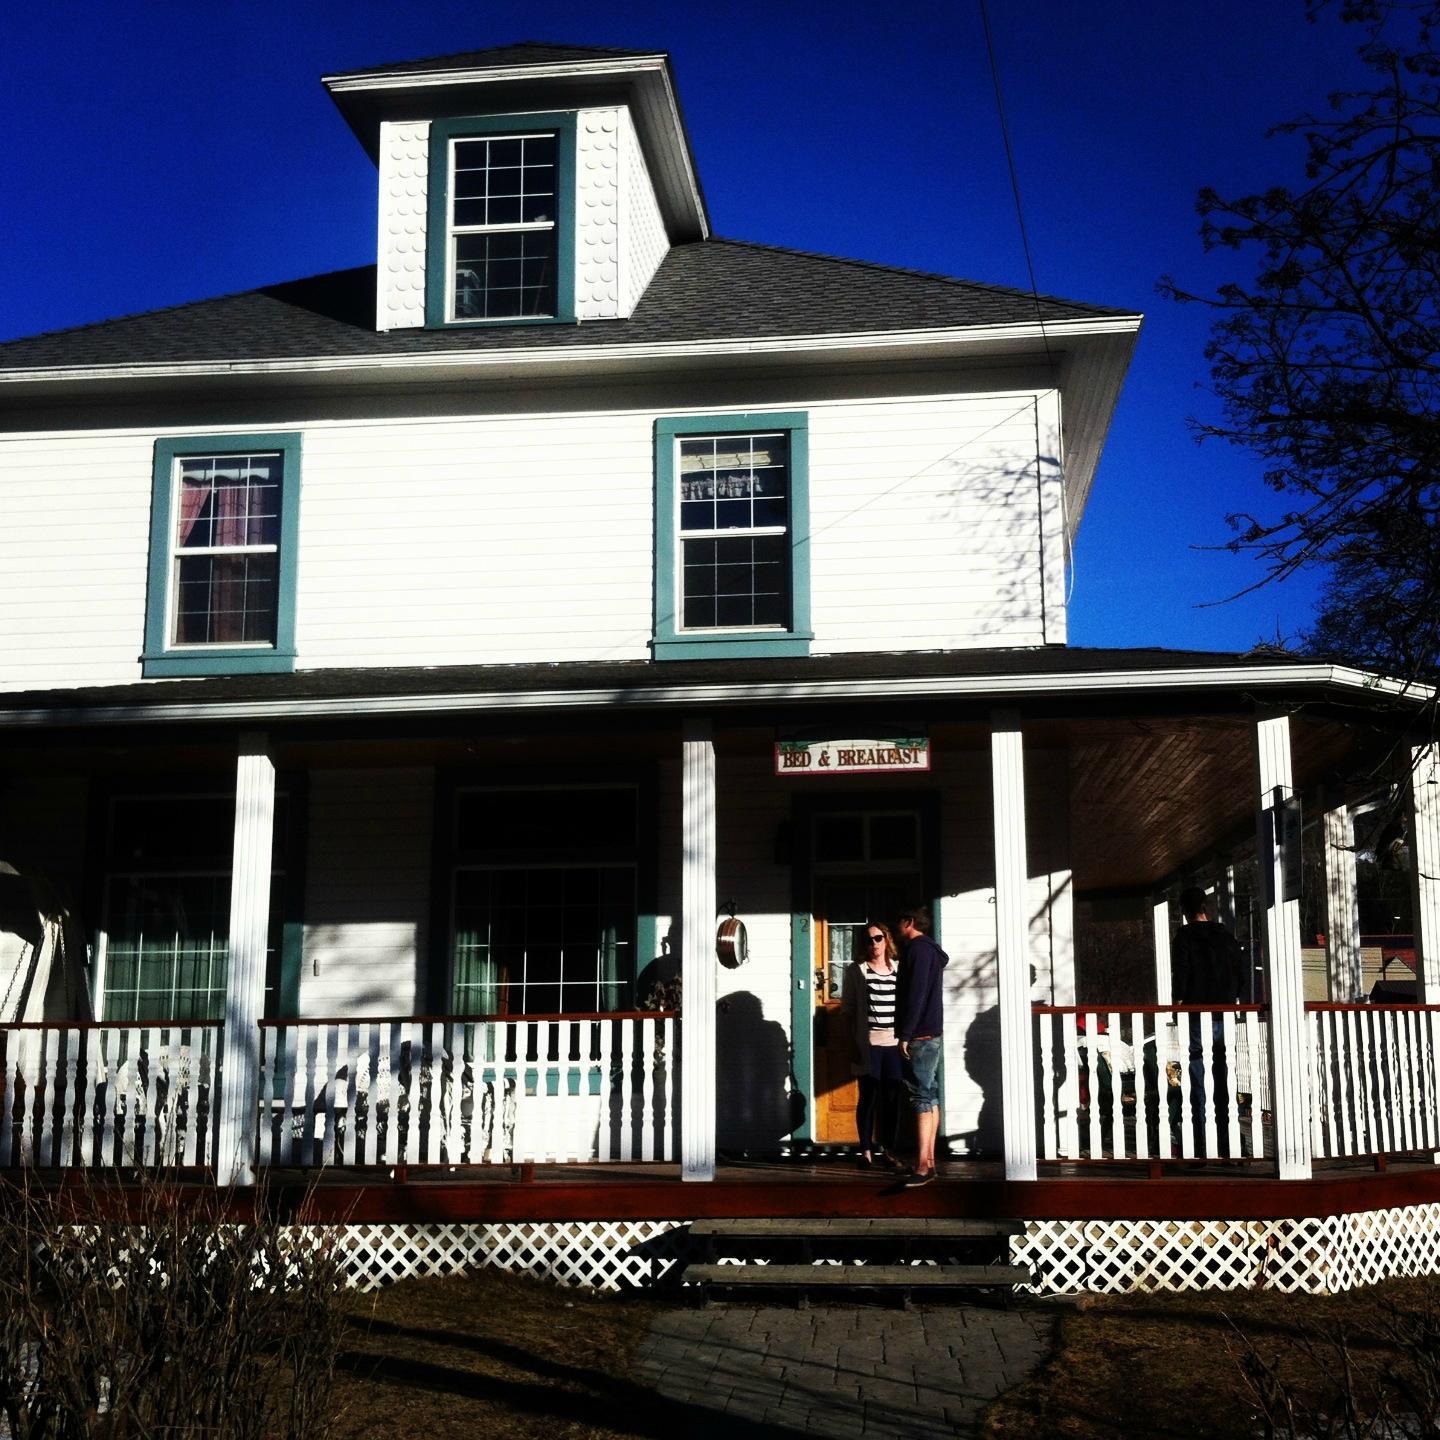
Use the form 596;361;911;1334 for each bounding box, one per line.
322;43;709;332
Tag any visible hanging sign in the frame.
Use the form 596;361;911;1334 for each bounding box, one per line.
775;734;930;776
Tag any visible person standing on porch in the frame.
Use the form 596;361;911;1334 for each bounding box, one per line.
1172;885;1248;1155
842;921;904;1170
895;905;948;1187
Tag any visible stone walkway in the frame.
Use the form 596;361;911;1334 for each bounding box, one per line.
633;1301;1055;1437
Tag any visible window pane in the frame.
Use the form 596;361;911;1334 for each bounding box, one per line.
455;788;638;854
870;814;918;861
110;795;235;869
173;553;278;646
451;864;635;1015
680;534;788;630
101;874;230;1022
176;454;282;550
454;231;556;319
816;816;865;863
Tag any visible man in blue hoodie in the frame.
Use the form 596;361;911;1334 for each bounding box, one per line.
895;905;948;1187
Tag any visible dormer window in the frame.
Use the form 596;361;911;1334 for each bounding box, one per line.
425;114;577;327
450;133;557;320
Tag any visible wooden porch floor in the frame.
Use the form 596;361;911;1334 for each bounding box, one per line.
247;1153;1440;1223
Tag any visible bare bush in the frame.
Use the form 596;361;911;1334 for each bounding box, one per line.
1235;1282;1440;1439
0;1172;345;1439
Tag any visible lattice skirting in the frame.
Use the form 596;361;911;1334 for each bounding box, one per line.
1012;1204;1440;1296
316;1220;689;1293
295;1205;1440;1296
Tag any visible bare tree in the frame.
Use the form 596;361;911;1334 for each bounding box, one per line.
1163;1;1440;679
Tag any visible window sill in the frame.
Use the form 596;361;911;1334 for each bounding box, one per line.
142;650;297;678
652;633;813;662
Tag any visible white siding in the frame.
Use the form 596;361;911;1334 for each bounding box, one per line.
0;386;1061;691
299;768;432;1017
809;393;1056;651
0;433;152;690
376;120;431;332
618;108;669;315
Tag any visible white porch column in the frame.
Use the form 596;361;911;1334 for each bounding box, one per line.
991;714;1036;1181
681;718;716;1182
1152;894;1173;1005
216;732;276;1187
1255;714;1312;1180
1410;743;1440;1006
1323;799;1364;1001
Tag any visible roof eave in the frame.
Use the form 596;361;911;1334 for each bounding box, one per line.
0;314;1145;395
0;660;1427;730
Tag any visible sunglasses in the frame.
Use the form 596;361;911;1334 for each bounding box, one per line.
865;933;887;944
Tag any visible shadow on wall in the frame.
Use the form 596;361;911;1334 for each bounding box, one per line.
716;992;801;1151
959;1002;1003;1156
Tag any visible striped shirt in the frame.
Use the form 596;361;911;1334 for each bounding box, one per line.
864;966;898;1031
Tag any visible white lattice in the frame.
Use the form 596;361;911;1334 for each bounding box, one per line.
312;1220;687;1293
1012;1203;1440;1296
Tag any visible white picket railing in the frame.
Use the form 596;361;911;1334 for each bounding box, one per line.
1034;1005;1271;1163
256;1012;680;1169
1308;1003;1440;1159
0;1022;220;1168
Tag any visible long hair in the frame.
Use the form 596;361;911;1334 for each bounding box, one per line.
856;920;899;965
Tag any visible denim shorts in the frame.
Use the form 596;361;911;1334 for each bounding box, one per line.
903;1036;942;1113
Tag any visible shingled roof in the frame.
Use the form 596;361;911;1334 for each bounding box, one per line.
0;239;1137;373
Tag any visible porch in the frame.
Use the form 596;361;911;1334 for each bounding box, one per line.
0;651;1437;1208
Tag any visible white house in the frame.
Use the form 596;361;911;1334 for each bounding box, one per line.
1;42;1437;1296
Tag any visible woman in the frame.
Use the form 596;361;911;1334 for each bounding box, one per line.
842;921;903;1169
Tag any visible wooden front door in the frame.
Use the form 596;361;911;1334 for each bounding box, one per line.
810;809;922;1144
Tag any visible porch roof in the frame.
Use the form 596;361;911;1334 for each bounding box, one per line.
0;646;1426;731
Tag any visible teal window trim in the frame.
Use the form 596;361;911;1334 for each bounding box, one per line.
653;411;812;662
142;432;302;679
425;113;578;329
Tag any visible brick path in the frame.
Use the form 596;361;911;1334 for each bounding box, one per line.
633;1302;1055;1437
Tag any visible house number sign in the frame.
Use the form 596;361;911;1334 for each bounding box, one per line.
775;735;930;776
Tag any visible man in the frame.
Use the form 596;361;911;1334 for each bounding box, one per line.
895;905;948;1187
1171;885;1248;1155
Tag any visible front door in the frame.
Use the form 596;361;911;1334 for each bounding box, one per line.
810;810;922;1144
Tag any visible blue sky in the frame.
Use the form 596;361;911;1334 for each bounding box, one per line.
0;1;1372;653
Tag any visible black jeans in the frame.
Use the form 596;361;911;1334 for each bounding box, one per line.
857;1045;903;1153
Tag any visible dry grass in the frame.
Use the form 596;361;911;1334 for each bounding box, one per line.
331;1268;681;1440
984;1278;1440;1438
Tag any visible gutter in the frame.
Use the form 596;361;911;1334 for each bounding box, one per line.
0;662;1428;730
0;316;1143;389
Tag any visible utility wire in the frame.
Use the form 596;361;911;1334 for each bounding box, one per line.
978;0;1055;371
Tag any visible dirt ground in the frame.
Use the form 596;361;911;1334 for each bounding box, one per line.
984;1278;1440;1438
330;1267;686;1440
327;1268;1440;1439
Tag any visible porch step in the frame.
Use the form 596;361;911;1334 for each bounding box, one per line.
680;1261;1032;1300
689;1218;1024;1240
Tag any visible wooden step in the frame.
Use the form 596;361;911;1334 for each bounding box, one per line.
688;1217;1024;1239
681;1262;1031;1289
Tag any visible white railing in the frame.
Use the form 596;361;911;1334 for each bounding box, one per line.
1308;1003;1440;1159
0;1022;220;1168
1034;1005;1271;1163
256;1012;679;1169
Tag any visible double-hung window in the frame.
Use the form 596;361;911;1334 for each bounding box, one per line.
92;790;300;1023
143;433;301;677
440;781;655;1017
426;114;577;327
653;412;812;660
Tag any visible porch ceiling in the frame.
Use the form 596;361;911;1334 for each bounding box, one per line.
1066;714;1383;893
